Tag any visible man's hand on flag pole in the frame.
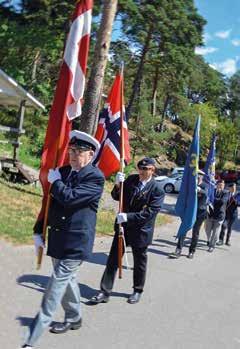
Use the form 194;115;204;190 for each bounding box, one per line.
115;172;125;185
117;212;128;224
48;168;61;183
33;234;45;256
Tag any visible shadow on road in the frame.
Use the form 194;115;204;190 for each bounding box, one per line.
87;251;108;266
17;274;47;293
16;316;33;327
161;203;177;216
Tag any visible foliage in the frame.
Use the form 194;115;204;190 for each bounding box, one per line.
217;119;238;168
0;0;239;170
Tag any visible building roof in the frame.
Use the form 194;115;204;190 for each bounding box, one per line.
0;68;45;110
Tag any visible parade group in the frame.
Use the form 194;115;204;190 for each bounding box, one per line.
19;130;239;348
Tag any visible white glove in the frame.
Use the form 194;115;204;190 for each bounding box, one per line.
115;172;125;185
48;168;61;183
117;212;128;224
197;186;201;192
33;234;45;256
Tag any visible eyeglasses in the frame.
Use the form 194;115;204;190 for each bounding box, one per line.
138;166;153;171
68;147;87;156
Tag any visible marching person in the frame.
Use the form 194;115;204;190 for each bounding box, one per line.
90;157;165;305
217;183;240;246
205;179;228;252
20;131;104;348
169;170;208;259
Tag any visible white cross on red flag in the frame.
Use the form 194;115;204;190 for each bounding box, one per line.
38;0;93;220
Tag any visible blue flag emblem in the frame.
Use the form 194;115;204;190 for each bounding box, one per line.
203;134;216;205
175;116;200;238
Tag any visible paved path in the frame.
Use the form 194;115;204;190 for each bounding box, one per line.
1;194;240;349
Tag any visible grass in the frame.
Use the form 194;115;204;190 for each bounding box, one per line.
0;178;42;244
0;178;169;244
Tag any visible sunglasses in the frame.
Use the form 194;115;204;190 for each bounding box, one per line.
138;166;153;171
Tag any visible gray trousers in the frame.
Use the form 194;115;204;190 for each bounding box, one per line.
205;218;223;248
25;258;82;347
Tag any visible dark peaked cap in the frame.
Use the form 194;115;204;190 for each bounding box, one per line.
137;157;156;167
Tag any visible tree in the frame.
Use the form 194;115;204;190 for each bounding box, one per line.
228;71;240;122
118;0;206;120
217;119;238;168
79;0;118;134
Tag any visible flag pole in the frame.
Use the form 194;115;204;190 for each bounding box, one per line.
118;62;125;279
36;138;63;270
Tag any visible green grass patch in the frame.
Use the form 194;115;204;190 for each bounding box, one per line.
96;209;115;236
0;178;42;244
0;178;169;244
156;213;173;226
0;179;116;243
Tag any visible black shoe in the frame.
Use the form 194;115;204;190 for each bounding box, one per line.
188;252;194;259
89;291;109;304
127;292;141;304
216;240;223;246
50;318;82;334
169;249;181;259
208;247;214;253
225;241;231;246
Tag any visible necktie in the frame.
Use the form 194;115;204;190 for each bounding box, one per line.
134;181;143;197
66;170;78;186
130;181;143;206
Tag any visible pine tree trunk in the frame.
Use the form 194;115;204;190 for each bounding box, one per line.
159;94;170;132
79;0;118;135
151;65;159;116
30;50;41;89
126;26;153;120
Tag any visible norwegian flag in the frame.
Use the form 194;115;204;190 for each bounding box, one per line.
38;0;92;219
94;73;131;177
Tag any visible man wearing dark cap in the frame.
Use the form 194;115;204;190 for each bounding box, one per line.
217;183;240;246
20;130;105;348
169;170;208;259
90;157;165;305
205;179;228;252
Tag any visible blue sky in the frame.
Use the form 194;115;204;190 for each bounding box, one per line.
195;0;240;76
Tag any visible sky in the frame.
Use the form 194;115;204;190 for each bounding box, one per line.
195;0;240;77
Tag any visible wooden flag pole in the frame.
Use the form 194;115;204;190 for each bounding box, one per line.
118;62;125;279
36;192;51;269
36;139;62;270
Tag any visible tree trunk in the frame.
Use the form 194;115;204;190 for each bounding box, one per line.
30;50;41;89
159;94;170;132
79;0;118;135
151;65;159;116
126;26;153;120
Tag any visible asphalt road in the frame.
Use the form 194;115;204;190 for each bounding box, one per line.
1;194;240;349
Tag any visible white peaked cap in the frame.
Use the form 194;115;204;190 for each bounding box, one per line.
69;130;100;153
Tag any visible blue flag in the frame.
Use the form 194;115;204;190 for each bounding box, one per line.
203;134;216;205
175;116;201;238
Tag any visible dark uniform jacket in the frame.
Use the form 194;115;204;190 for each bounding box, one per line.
197;182;208;219
34;164;104;260
111;174;165;248
208;189;228;221
226;192;240;220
